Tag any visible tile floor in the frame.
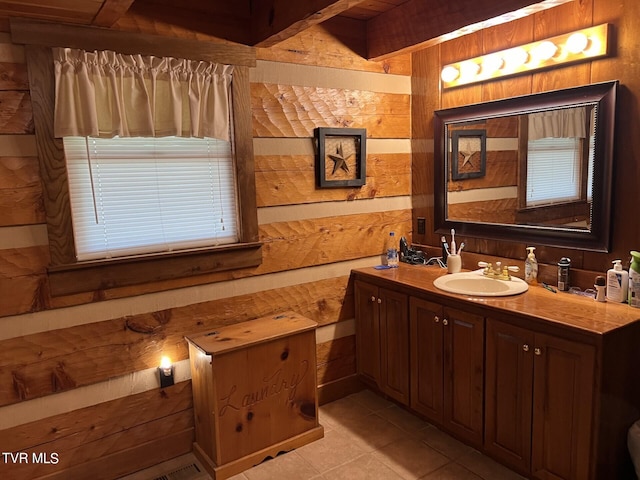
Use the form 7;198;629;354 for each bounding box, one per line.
127;389;527;480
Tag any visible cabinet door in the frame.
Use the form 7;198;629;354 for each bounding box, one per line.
379;288;410;404
485;318;534;474
443;307;484;447
409;297;444;424
531;333;595;480
354;280;381;387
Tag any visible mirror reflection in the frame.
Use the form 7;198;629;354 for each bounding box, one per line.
446;105;595;231
434;81;618;251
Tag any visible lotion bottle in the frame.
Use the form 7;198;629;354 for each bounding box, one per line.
606;260;628;303
524;247;538;284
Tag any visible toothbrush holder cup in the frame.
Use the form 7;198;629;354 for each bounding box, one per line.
447;254;462;274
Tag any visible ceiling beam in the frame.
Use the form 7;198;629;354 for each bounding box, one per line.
366;0;552;60
92;0;136;27
251;0;364;47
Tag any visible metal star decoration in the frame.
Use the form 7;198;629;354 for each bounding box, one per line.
328;142;352;175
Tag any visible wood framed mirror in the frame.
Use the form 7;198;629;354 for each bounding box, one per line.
434;80;618;252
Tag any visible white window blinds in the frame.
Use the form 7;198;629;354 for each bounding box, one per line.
64;136;238;261
526;137;582;206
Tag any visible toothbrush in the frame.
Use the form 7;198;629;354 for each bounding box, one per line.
450;229;457;257
457;242;465;255
441;236;450;256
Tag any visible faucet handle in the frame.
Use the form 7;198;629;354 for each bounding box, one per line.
507;266;520;272
478;261;489;268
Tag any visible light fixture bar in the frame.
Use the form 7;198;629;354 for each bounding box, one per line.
441;24;611;89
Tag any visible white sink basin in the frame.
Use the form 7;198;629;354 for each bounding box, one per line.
433;271;529;297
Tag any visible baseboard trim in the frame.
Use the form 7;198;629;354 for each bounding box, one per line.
317;374;364;405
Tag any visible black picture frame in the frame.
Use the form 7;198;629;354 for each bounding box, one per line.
315;127;366;188
451;129;487;180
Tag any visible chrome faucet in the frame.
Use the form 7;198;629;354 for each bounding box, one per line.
478;261;520;281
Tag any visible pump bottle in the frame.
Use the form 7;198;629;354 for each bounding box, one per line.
524;247;538;285
606;260;628;303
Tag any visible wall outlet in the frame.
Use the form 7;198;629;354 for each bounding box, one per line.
417;217;426;235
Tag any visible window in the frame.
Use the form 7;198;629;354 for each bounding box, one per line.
64;136;238;261
526;137;583;206
23;30;260;296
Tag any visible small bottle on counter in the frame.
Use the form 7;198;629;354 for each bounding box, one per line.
606;260;628;303
594;276;606;302
629;251;640;308
524;247;538;285
386;232;399;268
557;257;571;291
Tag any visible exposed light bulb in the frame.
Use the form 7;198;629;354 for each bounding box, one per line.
459;61;480;81
531;41;558;62
584;35;602;56
482;54;504;75
441;65;460;83
504;47;529;69
158;355;174;388
160;355;172;370
566;32;589;53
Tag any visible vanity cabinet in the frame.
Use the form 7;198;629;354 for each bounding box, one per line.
485;318;595;480
352;265;640;480
410;297;484;447
354;280;409;404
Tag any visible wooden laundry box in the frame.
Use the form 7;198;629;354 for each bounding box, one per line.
186;311;324;479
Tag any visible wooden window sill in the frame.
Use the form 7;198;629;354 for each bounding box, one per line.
47;242;262;296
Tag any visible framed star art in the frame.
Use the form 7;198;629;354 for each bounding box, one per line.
315;127;366;188
451;129;486;180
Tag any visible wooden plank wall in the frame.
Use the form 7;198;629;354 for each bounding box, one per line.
412;0;640;285
0;16;412;480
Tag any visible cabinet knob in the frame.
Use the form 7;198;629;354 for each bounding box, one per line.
377;298;382;304
370;296;376;302
523;344;530;352
534;347;542;356
443;319;449;326
434;316;440;323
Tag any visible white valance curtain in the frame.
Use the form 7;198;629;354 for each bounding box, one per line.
528;106;587;141
52;47;234;141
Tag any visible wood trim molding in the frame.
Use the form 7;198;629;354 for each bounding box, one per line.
48;243;263;297
92;0;136;28
10;18;256;67
26;45;76;266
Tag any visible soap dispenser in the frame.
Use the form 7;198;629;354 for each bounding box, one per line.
524;247;538;285
606;260;628;303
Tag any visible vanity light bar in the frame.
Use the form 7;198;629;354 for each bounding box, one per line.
441;24;611;89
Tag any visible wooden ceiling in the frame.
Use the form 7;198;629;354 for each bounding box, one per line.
0;0;571;59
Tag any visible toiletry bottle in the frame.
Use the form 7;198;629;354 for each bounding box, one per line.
557;257;571;291
606;260;628;303
524;247;538;284
386;232;399;268
594;276;606;302
629;251;640;308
